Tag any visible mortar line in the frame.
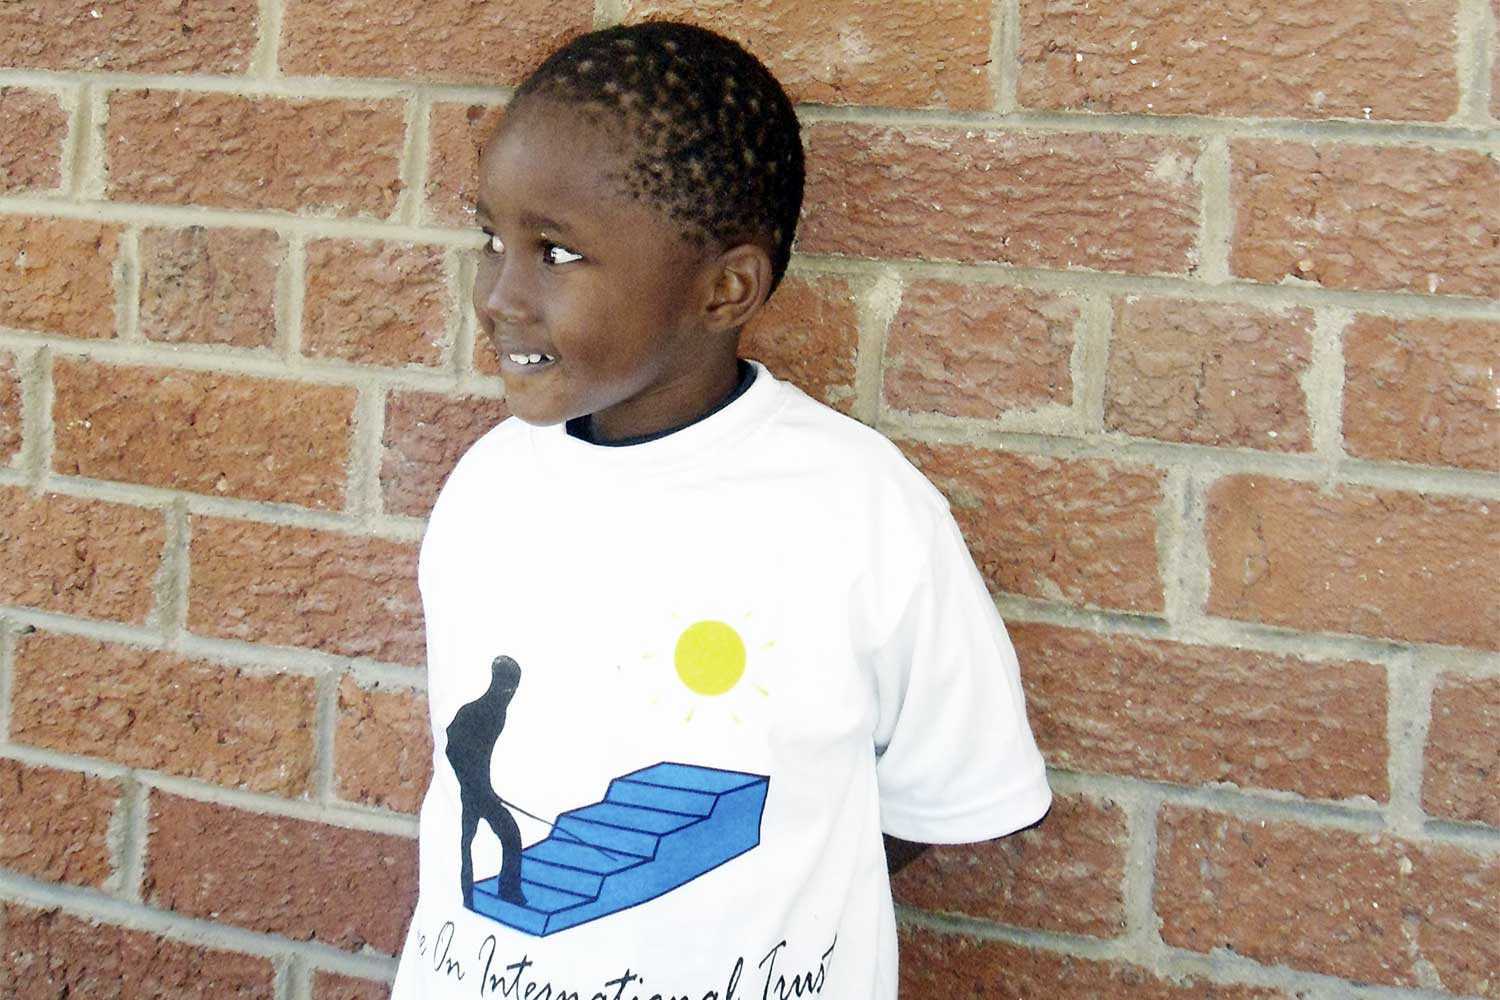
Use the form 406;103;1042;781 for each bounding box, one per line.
348;382;387;521
55;83;86;198
853;267;901;427
144;769;418;836
594;0;626;29
991;0;1021;114
1072;295;1110;436
0;68;513;105
395;93;429;226
33;346;54;483
0;620;15;744
16;345;46;482
112;775;150;903
116;225;142;342
439;247;464;374
282;235;308;364
1304;308;1352;464
253;0;286;80
1120;788;1165;953
150;497;191;645
76;84;108;200
313;668;340;807
1457;0;1495;124
1194;135;1232;283
1386;651;1433;838
275;954;300;1000
451;250;479;378
1156;466;1194;627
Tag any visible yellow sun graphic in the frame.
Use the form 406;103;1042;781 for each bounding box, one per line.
674;620;746;696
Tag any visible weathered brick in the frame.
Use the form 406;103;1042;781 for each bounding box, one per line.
0;905;275;1000
740;273;861;413
902;444;1165;612
803;124;1202;275
1011;623;1389;801
382;390;509;518
0;488;164;623
139;227;283;348
1424;674;1500;827
1206;476;1500;649
312;972;389;1000
0;88;67;193
281;0;590;85
1230;141;1500;297
0;351;21;465
1343;315;1500;472
303;240;450;368
622;0;994;109
427;102;507;227
0;2;257;73
145;793;418;955
1018;0;1460;122
0;758;119;889
1157;808;1500;995
884;281;1075;418
108;92;406;218
335;677;431;814
892;793;1127;937
0;216;119;339
187;516;423;665
52;360;355;509
12;631;316;797
1105;298;1314;451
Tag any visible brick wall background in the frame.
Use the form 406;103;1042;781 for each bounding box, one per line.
0;1;1496;997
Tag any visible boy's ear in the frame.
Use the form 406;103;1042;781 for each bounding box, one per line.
701;243;774;334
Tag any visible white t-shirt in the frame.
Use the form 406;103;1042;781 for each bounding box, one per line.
393;361;1050;999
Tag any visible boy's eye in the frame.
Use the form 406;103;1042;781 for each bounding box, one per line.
543;242;583;265
486;232;505;255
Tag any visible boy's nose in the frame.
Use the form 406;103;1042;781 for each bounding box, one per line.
475;257;535;326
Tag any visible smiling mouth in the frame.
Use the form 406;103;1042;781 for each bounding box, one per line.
504;352;556;370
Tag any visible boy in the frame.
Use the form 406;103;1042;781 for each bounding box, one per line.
393;22;1050;999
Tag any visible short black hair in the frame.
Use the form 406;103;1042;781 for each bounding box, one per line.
509;21;804;293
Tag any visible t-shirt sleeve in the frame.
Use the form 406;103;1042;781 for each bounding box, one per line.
871;509;1051;844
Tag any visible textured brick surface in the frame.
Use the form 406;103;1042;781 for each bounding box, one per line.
0;759;118;889
1011;624;1388;801
1424;674;1500;828
426;102;506;227
12;631;316;797
108;92;406;218
0;216;119;339
740;273;861;413
53;360;355;508
803;124;1202;274
335;677;431;814
884;281;1075;418
1018;0;1460;121
902;444;1165;612
187;516;423;665
312;972;390;1000
281;0;591;85
892;793;1127;937
1157;808;1500;995
623;0;994;109
0;905;275;1000
382;390;509;518
1343;315;1500;472
303;240;450;368
145;794;418;954
1206;476;1500;649
0;87;67;193
0;488;164;623
0;351;20;465
139;227;283;348
1105;298;1314;451
1230;141;1500;296
0;2;257;73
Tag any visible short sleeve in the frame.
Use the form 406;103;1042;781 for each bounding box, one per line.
871;510;1051;844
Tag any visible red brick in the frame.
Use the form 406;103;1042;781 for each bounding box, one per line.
303;240;450;368
312;972;389;1000
427;102;506;228
1011;623;1388;801
145;793;418;954
803;124;1202;275
281;0;590;85
0;351;21;465
0;88;67;193
335;677;431;814
1343;315;1500;472
0;905;275;1000
473;331;503;378
902;444;1165;612
12;631;316;797
1206;476;1500;649
0;758;119;889
622;0;994;110
740;274;861;413
0;488;164;624
52;360;355;508
107;92;406;218
381;390;509;518
892;793;1126;937
1230;141;1500;297
139;227;283;349
1424;674;1500;827
1019;0;1460;122
1157;808;1500;995
884;281;1075;418
187;516;423;665
1105;298;1314;451
0;2;257;73
0;216;119;340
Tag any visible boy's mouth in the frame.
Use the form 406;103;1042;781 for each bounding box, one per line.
504;352;556;370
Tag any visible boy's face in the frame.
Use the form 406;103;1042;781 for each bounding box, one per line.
474;101;735;439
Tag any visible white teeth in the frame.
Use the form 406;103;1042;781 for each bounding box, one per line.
528;353;542;363
507;353;552;366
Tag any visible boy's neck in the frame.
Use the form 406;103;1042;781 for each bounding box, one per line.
568;359;755;447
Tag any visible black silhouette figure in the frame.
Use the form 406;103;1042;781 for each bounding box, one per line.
446;654;527;908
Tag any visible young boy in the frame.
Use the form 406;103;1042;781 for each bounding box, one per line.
393;22;1050;999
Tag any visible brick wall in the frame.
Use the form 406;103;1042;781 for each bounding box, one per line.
0;1;1496;997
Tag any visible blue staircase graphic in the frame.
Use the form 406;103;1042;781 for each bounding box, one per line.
471;762;769;937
